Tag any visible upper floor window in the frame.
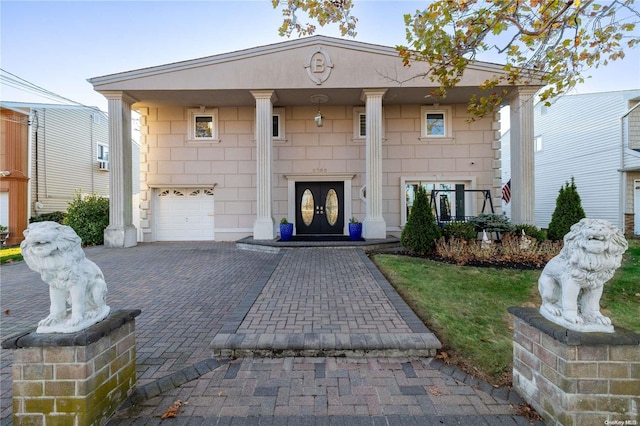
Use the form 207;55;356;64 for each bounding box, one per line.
420;105;453;139
188;108;219;142
97;144;109;161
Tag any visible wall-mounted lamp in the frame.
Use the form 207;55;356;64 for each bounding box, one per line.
310;94;329;128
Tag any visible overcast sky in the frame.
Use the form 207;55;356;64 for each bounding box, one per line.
2;0;639;112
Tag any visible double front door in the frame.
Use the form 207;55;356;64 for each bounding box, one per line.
295;182;344;234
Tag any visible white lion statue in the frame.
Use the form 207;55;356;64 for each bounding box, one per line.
21;221;110;333
538;218;628;333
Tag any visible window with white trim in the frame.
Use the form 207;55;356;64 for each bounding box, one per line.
188;108;219;142
420;105;453;139
97;144;109;161
353;107;366;139
273;107;285;140
535;135;543;152
401;178;472;226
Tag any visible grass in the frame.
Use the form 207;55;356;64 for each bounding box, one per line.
0;246;22;264
371;238;640;385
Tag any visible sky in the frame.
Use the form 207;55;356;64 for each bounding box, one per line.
1;0;640;113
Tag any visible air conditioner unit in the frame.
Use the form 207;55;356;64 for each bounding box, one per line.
98;161;109;171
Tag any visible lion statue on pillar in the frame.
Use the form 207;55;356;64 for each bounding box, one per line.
538;218;628;333
20;221;110;333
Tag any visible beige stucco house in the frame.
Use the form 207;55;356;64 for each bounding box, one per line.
89;35;540;247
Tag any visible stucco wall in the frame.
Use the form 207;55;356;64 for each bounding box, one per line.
138;103;499;241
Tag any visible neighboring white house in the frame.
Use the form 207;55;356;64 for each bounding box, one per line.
0;101;142;244
89;35;542;246
502;90;640;236
1;102;110;244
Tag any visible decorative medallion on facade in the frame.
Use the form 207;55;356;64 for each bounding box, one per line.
305;47;333;85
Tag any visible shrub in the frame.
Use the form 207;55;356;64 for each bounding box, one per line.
442;221;477;241
468;213;514;234
548;177;585;241
64;192;109;246
510;224;547;242
29;211;66;224
435;235;562;268
401;184;441;255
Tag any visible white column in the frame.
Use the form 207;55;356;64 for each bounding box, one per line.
251;90;277;240
509;87;538;225
103;91;137;248
362;89;387;239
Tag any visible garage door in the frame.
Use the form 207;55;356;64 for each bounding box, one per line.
155;188;214;241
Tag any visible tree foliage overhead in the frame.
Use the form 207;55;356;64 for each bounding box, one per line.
273;0;639;118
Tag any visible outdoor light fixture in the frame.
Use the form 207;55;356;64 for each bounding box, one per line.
310;94;329;128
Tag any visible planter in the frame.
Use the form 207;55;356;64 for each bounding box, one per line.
279;223;294;241
348;223;362;241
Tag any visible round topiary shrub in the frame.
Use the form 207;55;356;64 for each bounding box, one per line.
442;221;477;241
468;213;514;234
64;192;109;246
401;184;441;255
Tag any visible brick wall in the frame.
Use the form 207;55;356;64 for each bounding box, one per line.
509;307;640;426
4;310;140;425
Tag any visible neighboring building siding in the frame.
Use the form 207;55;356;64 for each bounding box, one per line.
29;106;109;214
138;103;499;240
534;91;640;229
627;103;640;151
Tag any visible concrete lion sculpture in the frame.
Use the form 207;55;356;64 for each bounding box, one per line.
21;221;110;333
538;218;627;333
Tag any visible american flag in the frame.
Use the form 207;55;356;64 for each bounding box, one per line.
502;179;511;204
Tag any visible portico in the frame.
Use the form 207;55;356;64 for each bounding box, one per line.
89;35;540;246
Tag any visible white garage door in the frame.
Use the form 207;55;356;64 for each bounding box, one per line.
155;188;214;241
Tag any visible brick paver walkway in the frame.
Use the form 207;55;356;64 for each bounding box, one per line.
238;250;411;335
0;242;542;425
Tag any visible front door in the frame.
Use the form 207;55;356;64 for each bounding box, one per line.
295;182;344;234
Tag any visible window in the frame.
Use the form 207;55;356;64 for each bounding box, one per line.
401;177;473;226
535;135;543;152
188;108;219;142
420;105;452;139
97;144;109;161
353;107;366;139
273;107;285;140
358;112;366;138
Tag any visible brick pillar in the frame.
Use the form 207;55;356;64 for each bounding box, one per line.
2;309;141;425
508;307;640;425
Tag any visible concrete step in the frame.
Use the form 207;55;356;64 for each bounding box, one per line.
211;332;441;358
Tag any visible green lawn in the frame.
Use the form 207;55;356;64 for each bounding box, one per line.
372;239;640;385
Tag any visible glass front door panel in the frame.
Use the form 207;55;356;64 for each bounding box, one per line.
295;182;344;235
325;189;338;226
301;189;314;226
